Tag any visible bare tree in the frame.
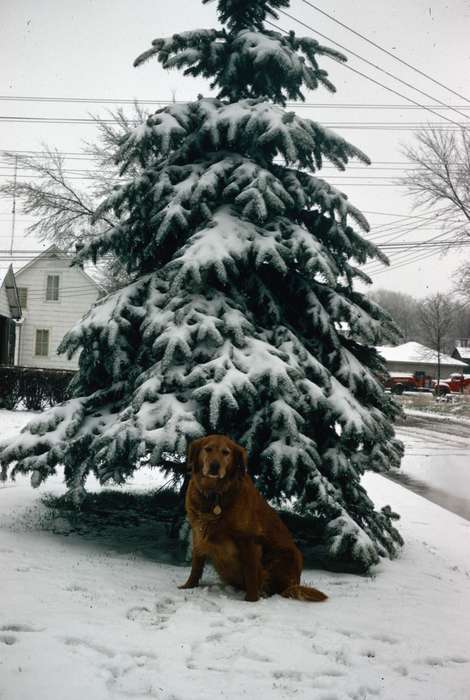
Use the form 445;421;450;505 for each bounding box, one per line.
0;106;147;291
402;128;470;322
417;293;455;389
453;259;470;301
368;289;422;343
402;127;470;239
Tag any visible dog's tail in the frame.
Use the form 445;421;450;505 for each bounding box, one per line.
281;584;328;602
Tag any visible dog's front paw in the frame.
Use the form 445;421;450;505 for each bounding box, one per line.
178;580;199;590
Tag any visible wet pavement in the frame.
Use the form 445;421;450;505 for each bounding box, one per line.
386;413;470;521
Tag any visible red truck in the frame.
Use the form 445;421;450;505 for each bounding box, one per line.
385;372;426;394
432;373;470;395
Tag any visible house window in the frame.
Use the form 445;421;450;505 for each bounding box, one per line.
18;287;28;309
35;329;50;357
46;274;60;301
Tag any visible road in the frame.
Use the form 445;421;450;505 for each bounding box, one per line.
387;413;470;521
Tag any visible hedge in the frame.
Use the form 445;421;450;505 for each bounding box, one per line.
0;366;76;411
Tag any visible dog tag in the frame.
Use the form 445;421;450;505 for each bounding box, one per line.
213;505;222;515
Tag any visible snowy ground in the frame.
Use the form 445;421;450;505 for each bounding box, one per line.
399;392;470;422
393;416;470;520
1;410;470;700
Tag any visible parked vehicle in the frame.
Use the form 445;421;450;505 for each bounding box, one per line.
385;372;423;394
432;374;470;395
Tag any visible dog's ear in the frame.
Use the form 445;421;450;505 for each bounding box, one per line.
233;443;247;478
186;437;204;473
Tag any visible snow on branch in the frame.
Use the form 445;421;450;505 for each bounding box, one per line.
60;275;150;380
135;20;345;104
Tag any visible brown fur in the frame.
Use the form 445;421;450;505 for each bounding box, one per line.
179;435;327;603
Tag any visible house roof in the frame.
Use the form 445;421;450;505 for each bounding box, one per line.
14;244;104;291
377;341;468;367
455;345;470;360
0;264;21;319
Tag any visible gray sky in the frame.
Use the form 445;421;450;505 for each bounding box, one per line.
1;0;469;298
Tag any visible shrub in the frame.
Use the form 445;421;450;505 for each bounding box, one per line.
0;366;75;410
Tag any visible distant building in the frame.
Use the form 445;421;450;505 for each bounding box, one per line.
0;264;21;365
452;339;470;368
14;245;102;370
377;341;468;379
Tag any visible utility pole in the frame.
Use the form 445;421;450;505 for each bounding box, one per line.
9;155;18;256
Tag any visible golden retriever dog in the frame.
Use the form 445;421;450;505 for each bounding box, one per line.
179;435;327;603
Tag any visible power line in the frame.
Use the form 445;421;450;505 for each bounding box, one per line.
363;210;442;219
267;17;465;128
371;247;447;277
0;96;174;106
2;93;470;112
1;114;469;130
1;159;457;172
366;224;467;275
1;151;467;171
367;222;461;265
0;165;424;176
0;164;420;179
366;217;445;242
278;7;470;125
279;5;470;121
298;0;470;106
0;176;412;186
379;240;470;248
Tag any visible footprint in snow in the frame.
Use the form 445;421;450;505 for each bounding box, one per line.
371;633;399;645
127;596;179;629
63;636;115;659
273;670;303;681
394;665;409;677
0;623;44;646
421;655;469;667
1;623;43;633
336;628;360;639
126;606;154;625
448;656;469;664
349;684;381;699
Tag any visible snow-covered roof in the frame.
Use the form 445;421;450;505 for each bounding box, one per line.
455;345;470;360
377;341;468;367
388;371;417;378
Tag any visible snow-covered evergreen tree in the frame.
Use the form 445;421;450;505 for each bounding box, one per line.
0;0;404;569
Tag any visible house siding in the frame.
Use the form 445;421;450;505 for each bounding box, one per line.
386;360;467;379
15;254;99;370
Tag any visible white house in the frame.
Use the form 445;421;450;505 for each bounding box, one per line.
377;341;468;379
0;264;22;365
14;245;102;370
452;339;470;369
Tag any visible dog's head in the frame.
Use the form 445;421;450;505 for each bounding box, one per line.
186;435;247;492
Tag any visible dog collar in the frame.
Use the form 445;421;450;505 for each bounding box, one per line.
200;490;223;516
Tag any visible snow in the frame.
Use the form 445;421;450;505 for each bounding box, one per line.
405;408;470;426
455;345;470;361
395;420;470;518
377;342;468;368
1;409;469;699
